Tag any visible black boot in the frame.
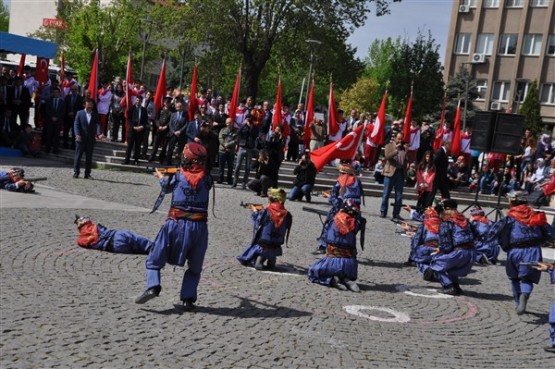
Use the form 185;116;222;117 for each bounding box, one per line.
267;258;276;270
516;293;529;315
342;278;360;293
423;268;436;282
135;286;161;304
453;283;463;296
331;276;347;291
181;299;196;311
254;255;266;270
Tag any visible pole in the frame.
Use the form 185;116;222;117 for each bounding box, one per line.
298;77;306;107
305;53;314;109
140;34;147;81
179;50;185;89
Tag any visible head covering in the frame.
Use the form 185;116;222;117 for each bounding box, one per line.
470;207;485;217
342;199;360;215
442;199;458;211
10;167;25;178
182;142;207;164
338;160;357;175
268;188;287;204
74;215;92;229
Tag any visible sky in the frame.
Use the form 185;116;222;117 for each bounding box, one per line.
348;0;453;65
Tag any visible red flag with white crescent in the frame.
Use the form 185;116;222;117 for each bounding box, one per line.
228;66;241;124
17;54;26;77
188;65;198;121
303;79;315;149
35;57;50;83
450;100;462;156
328;80;339;136
88;49;99;100
310;125;364;172
402;89;413;142
371;91;387;146
272;78;283;131
154;59;167;114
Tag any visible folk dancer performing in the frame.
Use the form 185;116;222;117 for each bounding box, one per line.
468;207;500;265
316;160;364;253
74;215;153;254
135;143;213;311
534;261;555;353
237;188;293;270
406;207;442;278
490;191;554;315
308;200;366;292
0;167;35;193
422;200;475;296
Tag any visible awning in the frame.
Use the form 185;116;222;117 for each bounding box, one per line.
0;32;58;59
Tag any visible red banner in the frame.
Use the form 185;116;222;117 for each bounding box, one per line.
35;57;49;83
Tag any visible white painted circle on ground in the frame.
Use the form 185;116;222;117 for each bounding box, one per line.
395;285;454;299
343;305;410;323
260;270;303;277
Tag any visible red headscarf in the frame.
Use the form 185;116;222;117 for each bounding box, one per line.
508;204;547;227
267;202;288;229
445;211;469;229
423;209;442;234
77;223;99;247
334;211;356;235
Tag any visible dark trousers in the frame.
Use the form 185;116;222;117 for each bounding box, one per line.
426;180;451;207
150;131;168;162
111;112;125;142
140;125;151;158
165;135;184;165
218;151;235;183
74;139;95;176
125;129;143;162
63;115;75;148
43;120;61;152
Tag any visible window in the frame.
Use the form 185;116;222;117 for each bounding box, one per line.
506;0;523;7
515;81;530;102
461;0;477;7
547;35;555;56
483;0;500;7
477;34;494;55
540;84;555;104
455;33;472;54
531;0;548;7
476;80;487;100
499;34;518;55
493;81;511;101
523;34;543;55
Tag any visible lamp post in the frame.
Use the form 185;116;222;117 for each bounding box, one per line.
304;39;322;108
139;16;153;81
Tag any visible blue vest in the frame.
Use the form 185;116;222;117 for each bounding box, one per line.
439;221;474;253
323;216;361;249
93;224;117;251
329;178;363;209
169;171;212;212
254;209;291;246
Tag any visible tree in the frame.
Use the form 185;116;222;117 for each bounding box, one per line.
181;0;401;100
0;1;8;32
445;64;479;123
338;76;380;114
520;80;542;135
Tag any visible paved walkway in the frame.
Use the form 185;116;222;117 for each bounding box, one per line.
1;159;554;369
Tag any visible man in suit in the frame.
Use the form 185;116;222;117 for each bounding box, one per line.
64;84;84;149
43;87;66;154
164;102;188;165
185;110;202;144
380;132;407;220
427;140;451;206
124;95;148;165
73;98;103;178
9;76;32;128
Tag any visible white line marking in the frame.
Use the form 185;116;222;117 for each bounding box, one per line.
343;305;410;323
395;285;454;299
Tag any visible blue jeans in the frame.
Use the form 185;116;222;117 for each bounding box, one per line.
233;147;252;185
288;184;313;201
380;169;404;217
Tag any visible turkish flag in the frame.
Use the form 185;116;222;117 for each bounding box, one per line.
310;125;364;172
402;90;413;143
35;57;49;83
328;81;339;136
17;54;26;77
371;92;387;146
121;50;133;126
187;65;198;122
303;79;315;149
154;59;167;114
272;78;283;132
450;100;462;156
59;51;65;86
433;94;447;151
88;49;99;100
228;66;241;124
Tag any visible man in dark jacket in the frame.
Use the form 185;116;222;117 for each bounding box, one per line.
124;95;148;165
287;153;317;202
426;140;451;206
232;117;257;188
73;98;103;178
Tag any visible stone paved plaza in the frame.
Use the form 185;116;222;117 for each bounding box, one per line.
1;157;554;369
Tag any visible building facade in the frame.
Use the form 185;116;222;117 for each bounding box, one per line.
444;0;555;125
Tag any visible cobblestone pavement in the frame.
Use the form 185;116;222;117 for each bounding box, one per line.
1;158;554;369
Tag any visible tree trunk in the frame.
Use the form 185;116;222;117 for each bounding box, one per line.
244;61;262;101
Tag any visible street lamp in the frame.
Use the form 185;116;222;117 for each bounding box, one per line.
139;16;153;81
304;39;322;108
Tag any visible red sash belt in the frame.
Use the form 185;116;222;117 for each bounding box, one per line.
167;208;208;222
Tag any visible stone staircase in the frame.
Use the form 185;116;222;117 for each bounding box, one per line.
47;140;510;209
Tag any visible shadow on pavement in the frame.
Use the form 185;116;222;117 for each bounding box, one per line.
357;282;401;293
460;290;513;301
81;177;149;186
522;311;549;326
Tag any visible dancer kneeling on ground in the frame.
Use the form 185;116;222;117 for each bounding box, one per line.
237;188;292;270
406;208;442;274
135;143;213;311
468;207;500;265
308;199;366;292
422;199;475;296
74;215;153;254
490;191;554;315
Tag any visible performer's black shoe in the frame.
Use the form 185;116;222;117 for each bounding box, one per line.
254;255;266;271
516;293;529;315
134;286;161;304
453;283;463;296
442;285;459;296
331;276;347;291
392;215;405;221
267;258;276;270
73;173;79;178
379;213;386;218
342;278;360;293
423;268;436;282
181;299;196;311
544;345;555;354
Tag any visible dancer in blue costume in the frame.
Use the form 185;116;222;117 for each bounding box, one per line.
0;168;35;193
237;188;292;270
535;261;555;353
135;143;213;311
316;160;363;253
74;215;152;254
308;199;366;292
490;191;554;315
408;208;442;276
424;199;475;296
468;207;500;265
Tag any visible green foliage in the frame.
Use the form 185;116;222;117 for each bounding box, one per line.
444;64;479;123
337;76;380;113
520;80;542;135
0;1;9;32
